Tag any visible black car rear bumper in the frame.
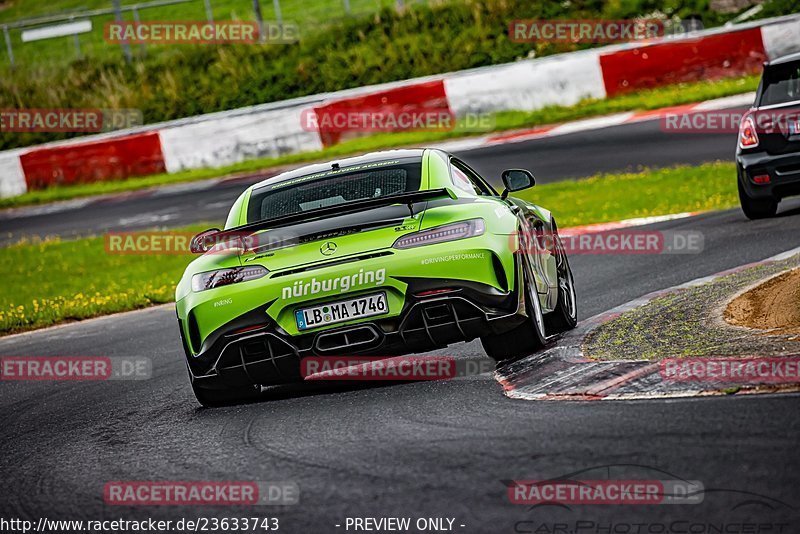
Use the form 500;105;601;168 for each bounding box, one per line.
737;151;800;200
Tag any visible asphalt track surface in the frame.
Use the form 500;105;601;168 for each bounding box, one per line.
2;199;800;531
0;110;744;246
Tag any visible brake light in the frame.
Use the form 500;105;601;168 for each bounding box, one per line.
191;265;268;292
753;174;771;184
739;114;759;149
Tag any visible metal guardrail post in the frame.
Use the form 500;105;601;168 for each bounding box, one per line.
132;7;146;57
253;0;264;41
112;0;133;63
3;25;14;67
272;0;283;28
204;0;214;24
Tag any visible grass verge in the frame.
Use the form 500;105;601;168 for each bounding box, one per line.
0;161;739;336
0;224;207;336
516;161;737;227
0;75;756;210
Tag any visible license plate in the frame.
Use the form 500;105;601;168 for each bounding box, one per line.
295;292;388;331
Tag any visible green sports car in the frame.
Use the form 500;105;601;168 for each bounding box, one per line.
176;149;577;406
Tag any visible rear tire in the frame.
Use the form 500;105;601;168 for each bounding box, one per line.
544;227;578;334
738;179;777;220
481;266;547;361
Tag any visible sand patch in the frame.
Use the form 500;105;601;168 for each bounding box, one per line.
725;268;800;336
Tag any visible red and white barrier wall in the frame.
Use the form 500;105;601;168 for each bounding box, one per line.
1;14;798;198
311;80;452;147
445;49;607;116
0;150;26;197
159;104;323;173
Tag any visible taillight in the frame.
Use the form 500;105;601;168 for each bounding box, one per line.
739;114;759;149
393;219;485;249
191;265;268;292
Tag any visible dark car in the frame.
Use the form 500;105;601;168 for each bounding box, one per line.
736;52;800;219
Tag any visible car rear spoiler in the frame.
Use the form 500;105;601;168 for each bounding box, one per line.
213;187;458;241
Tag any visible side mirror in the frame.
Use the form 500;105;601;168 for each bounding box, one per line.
501;169;535;199
190;228;221;254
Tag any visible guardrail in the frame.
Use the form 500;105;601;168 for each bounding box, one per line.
0;0;412;67
1;0;204;66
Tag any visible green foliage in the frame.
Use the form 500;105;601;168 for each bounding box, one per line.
0;0;785;151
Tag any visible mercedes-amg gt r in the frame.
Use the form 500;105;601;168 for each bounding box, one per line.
175;149;577;405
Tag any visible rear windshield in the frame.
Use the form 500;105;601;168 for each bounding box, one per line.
760;62;800;107
246;160;422;223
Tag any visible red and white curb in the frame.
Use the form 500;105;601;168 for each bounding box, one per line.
495;245;800;401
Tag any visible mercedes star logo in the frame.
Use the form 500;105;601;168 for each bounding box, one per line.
320;241;337;256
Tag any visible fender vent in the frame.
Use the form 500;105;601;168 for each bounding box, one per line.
492;253;508;292
187;312;202;354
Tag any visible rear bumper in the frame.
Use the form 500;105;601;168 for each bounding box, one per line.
184;277;523;388
737;150;800;200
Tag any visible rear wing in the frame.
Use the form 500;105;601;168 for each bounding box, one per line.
215;187;457;241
